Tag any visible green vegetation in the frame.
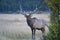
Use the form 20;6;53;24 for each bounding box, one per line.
0;0;49;12
45;0;60;40
0;31;43;40
0;31;32;40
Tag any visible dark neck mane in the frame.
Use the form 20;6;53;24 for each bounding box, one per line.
26;18;33;28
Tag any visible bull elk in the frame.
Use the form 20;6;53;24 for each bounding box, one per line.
22;14;49;40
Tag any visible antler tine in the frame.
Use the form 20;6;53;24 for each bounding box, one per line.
21;12;25;15
21;13;27;16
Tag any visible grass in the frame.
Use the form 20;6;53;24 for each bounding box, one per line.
0;30;42;40
0;13;50;40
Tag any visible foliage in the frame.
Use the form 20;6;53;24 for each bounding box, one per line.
0;0;49;13
45;0;60;40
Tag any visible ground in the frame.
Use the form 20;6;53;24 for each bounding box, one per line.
0;12;50;40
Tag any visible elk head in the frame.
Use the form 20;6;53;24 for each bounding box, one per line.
22;14;32;19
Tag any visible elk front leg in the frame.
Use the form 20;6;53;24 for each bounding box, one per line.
33;29;36;40
31;28;36;40
31;29;34;40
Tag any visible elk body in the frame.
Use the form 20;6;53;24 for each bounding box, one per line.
23;14;49;40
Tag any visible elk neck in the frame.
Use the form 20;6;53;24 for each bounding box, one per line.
26;17;33;28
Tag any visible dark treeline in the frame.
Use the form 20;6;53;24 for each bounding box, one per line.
0;0;49;13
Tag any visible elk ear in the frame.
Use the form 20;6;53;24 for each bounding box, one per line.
21;13;26;17
29;14;32;17
24;14;27;17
